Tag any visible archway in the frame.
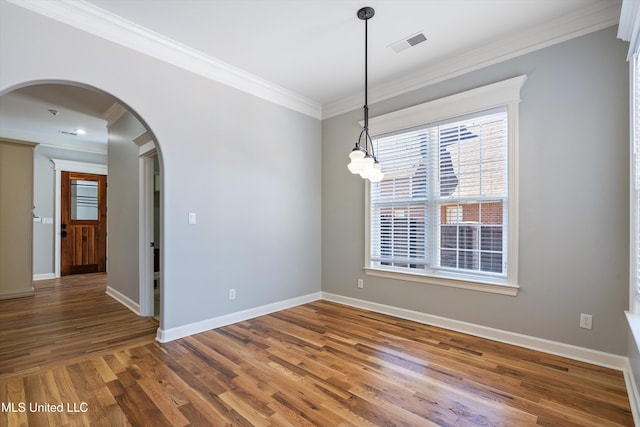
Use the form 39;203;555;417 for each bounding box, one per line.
0;80;163;323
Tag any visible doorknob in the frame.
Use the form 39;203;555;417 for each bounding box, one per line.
61;223;67;229
61;230;67;238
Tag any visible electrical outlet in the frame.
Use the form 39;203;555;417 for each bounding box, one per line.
579;313;593;330
229;288;236;300
357;279;364;289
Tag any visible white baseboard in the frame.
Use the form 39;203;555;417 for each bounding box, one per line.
33;273;56;281
106;286;140;315
155;290;627;370
156;292;322;343
321;292;628;371
623;358;640;427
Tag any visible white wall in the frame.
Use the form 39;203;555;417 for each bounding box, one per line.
0;1;321;331
322;26;630;355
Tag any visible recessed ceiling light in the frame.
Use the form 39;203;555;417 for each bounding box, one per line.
75;129;86;135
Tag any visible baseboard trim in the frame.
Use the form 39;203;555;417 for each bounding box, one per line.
155;290;627;369
0;289;34;300
623;358;640;426
156;292;322;343
321;292;627;371
106;286;140;315
33;273;56;281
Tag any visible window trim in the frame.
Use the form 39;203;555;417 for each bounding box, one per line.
631;53;640;314
363;75;526;296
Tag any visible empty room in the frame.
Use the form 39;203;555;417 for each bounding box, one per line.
1;0;640;425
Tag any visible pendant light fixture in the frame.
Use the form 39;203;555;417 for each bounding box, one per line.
347;6;384;183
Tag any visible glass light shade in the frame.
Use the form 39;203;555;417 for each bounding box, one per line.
368;163;384;182
347;149;366;174
358;156;375;178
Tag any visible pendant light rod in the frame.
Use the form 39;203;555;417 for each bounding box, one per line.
347;6;384;183
359;6;374;135
364;12;368;131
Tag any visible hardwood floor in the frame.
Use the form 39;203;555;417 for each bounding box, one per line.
0;275;634;426
0;273;158;379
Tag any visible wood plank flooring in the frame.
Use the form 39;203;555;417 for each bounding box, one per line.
0;274;634;426
0;273;158;379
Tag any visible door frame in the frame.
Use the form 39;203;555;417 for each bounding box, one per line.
138;138;159;317
51;159;108;278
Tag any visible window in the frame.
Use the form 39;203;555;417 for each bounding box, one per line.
71;179;99;220
371;109;507;274
445;206;463;224
363;76;525;295
619;0;640;346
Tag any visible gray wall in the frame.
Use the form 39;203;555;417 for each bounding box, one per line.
1;2;321;331
33;146;107;275
322;26;630;355
5;0;626;358
107;112;145;302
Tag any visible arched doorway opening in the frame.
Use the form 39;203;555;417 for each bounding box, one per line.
0;80;163;321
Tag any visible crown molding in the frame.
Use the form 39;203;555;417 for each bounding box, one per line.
39;140;107;155
133;130;153;147
7;0;620;121
322;0;622;119
0;128;107;155
103;102;127;126
7;0;322;120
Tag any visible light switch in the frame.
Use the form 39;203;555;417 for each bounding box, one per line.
188;212;196;225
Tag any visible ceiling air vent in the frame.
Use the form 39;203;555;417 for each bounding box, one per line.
389;32;427;54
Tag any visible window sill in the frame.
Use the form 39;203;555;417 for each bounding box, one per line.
363;267;519;296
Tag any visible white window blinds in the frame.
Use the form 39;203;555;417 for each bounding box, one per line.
370;107;508;277
370;126;431;269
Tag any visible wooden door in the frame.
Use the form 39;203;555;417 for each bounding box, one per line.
61;171;107;276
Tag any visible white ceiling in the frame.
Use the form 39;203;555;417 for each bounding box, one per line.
0;85;115;153
87;0;621;105
0;0;623;149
